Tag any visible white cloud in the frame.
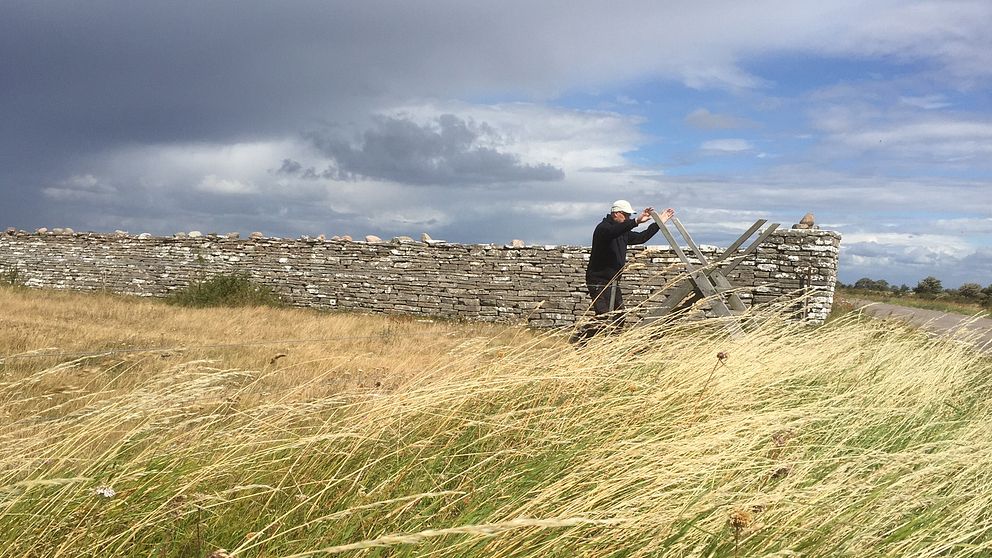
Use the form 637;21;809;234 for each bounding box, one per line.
701;139;754;152
842;232;972;257
197;174;256;195
899;95;951;110
833;120;992;161
933;217;992;235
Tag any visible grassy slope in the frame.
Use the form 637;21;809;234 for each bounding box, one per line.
2;286;992;557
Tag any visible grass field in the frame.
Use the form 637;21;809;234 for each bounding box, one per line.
836;287;991;318
2;285;992;557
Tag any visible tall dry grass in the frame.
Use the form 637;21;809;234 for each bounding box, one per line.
2;285;992;557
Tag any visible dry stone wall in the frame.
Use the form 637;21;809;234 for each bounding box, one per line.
0;227;841;326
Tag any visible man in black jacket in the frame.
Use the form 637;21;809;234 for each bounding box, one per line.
573;200;675;343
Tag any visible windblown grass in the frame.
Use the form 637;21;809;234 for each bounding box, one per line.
2;286;991;557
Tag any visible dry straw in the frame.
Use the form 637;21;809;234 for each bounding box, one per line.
2;285;992;556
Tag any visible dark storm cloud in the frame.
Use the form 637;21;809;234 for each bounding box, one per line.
306;115;564;185
276;159;303;175
0;0;571;229
0;0;563;157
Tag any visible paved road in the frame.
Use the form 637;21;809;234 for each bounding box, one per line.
845;298;992;353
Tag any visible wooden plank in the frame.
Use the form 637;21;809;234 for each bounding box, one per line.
639;217;781;335
642;218;779;323
648;210;734;318
722;219;766;256
670;217;709;265
645;219;769;318
650;210;696;269
707;270;747;312
669;217;747;312
722;223;780;275
649;276;697;317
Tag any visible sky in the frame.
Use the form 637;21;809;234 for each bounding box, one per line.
2;1;991;287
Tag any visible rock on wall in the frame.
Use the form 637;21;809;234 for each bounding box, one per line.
0;228;841;326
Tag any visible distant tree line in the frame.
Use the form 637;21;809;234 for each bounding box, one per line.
837;276;992;307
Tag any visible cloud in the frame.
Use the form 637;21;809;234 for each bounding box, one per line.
701;139;754;152
957;248;992;286
276;159;303;175
932;217;992;234
841;238;991;287
306;114;564;186
831;120;992;162
842;232;972;257
197;174;257;195
26;102;649;241
899;95;951;110
42;174;117;202
685;108;757;129
806;83;992;168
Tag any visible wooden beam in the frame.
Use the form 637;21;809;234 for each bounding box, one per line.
649;210;734;318
670;217;747;312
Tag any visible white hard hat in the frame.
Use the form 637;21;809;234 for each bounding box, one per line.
610;199;634;214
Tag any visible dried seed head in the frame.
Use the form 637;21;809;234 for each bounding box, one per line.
771;428;796;447
717;351;728;361
771;465;793;479
728;508;753;533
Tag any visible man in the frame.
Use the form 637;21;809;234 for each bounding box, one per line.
573;200;675;342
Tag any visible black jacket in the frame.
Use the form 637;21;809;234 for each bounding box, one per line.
585;216;660;284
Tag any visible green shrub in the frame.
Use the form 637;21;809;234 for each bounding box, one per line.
0;268;25;289
167;272;283;308
914;275;943;297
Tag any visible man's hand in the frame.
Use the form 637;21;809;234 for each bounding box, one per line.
636;207;675;224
